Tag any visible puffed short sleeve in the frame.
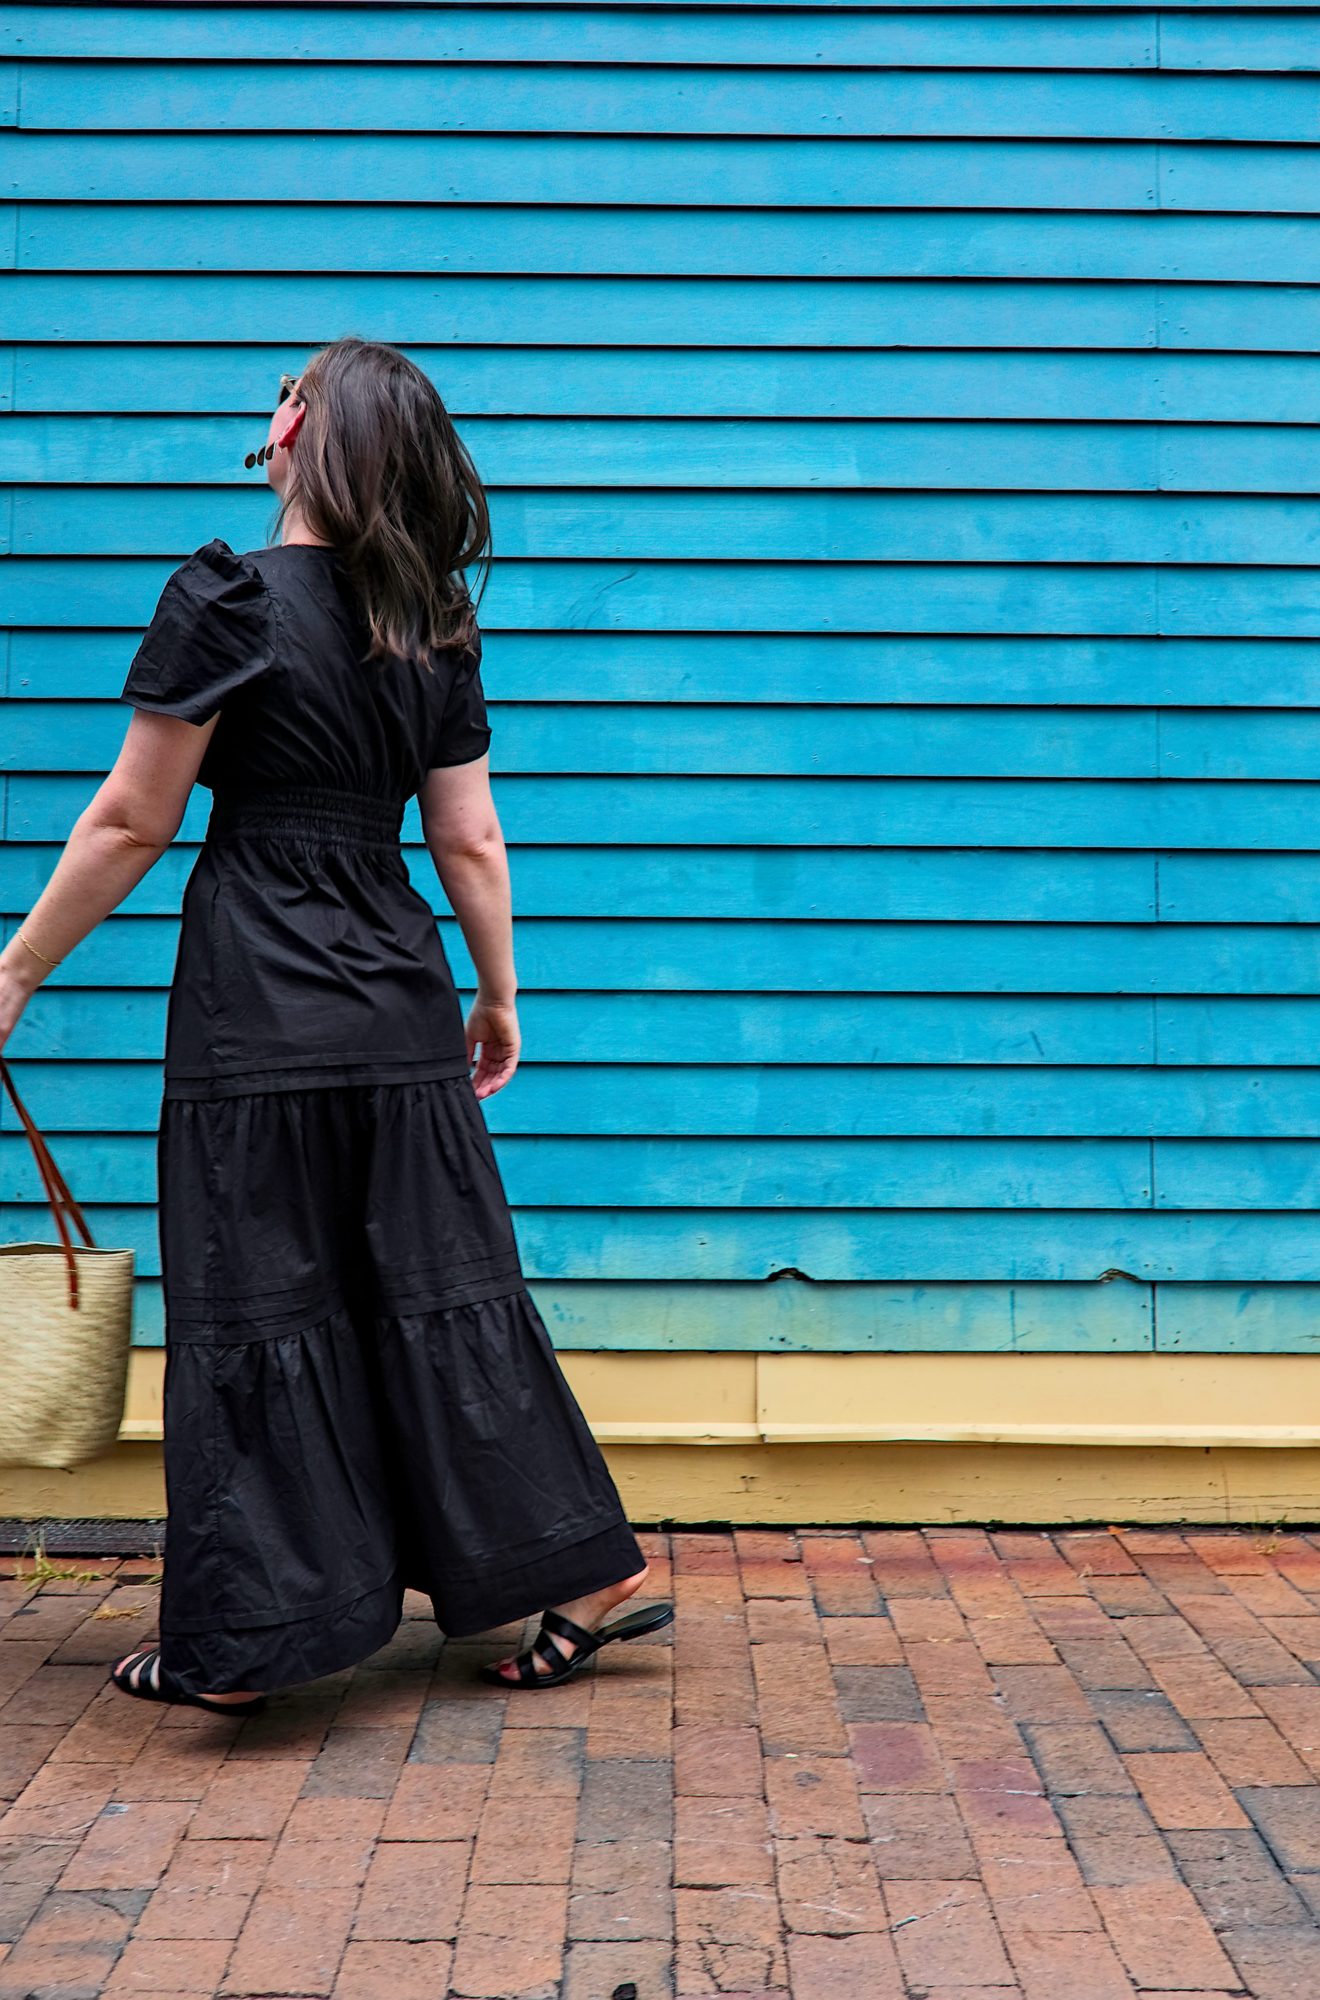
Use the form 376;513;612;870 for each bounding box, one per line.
430;627;492;768
119;538;277;725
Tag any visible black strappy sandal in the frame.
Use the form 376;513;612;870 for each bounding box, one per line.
479;1601;675;1689
110;1646;268;1716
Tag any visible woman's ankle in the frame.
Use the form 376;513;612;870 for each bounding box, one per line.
597;1561;649;1605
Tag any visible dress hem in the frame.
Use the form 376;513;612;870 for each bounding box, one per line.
158;1516;648;1690
159;1571;405;1696
420;1515;648;1639
161;1567;405;1638
160;1511;640;1638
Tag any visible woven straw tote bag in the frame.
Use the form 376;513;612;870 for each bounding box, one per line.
0;1054;134;1469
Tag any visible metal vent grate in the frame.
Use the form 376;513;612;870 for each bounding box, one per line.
0;1517;165;1557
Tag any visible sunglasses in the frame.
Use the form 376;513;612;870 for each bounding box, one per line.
244;373;306;468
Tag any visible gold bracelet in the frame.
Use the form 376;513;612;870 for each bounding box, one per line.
15;928;62;968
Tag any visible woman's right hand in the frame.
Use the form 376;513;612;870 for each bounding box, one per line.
466;994;520;1098
0;958;40;1055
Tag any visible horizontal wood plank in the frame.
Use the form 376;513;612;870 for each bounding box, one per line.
6;910;1320;992
13;629;1315;707
10;775;1320;850
13;347;1318;425
17;63;1320;141
19;206;1320;283
2;1201;1317;1284
6;275;1317;350
6;1058;1320;1137
8;134;1320;214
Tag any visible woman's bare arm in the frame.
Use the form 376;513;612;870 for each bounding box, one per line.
416;753;520;1095
0;711;214;1043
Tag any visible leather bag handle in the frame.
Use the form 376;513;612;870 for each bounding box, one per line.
0;1054;96;1309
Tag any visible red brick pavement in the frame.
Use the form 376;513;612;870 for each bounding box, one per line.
4;1525;1320;1996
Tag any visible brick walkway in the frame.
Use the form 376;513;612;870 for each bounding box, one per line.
4;1526;1320;1999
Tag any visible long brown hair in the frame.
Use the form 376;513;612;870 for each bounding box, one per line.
267;336;491;671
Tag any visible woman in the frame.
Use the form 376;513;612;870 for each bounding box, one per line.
0;337;672;1711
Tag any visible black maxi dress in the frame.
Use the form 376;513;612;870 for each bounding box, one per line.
119;537;644;1696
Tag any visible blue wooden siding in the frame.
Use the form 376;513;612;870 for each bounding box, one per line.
1;3;1317;1356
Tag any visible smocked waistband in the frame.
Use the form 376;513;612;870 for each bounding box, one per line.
206;785;405;848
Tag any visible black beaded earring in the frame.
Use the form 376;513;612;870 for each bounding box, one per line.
244;372;302;468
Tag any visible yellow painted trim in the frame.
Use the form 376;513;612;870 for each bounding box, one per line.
606;1441;1320;1527
113;1347;1320;1452
10;1439;1320;1526
121;1348;164;1439
753;1352;1320;1449
586;1351;1320;1448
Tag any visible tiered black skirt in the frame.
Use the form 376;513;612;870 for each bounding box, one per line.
153;1072;643;1695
